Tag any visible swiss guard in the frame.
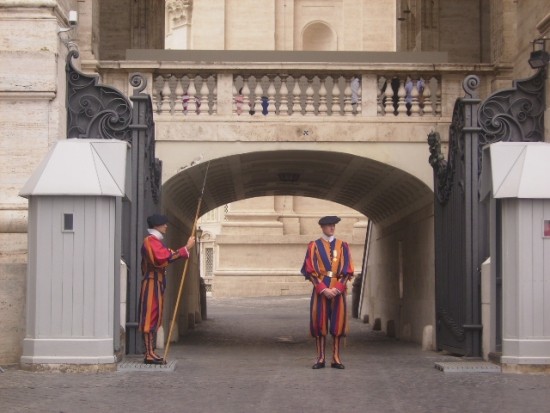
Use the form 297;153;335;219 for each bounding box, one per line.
301;215;354;369
138;214;195;364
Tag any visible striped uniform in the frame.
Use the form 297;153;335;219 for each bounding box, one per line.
301;238;354;337
138;235;189;334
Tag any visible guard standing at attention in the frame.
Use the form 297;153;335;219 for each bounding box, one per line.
301;215;354;369
139;214;195;364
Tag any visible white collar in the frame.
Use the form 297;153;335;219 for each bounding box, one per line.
321;234;335;243
148;228;164;240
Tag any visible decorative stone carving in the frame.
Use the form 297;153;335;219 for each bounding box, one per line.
166;0;193;31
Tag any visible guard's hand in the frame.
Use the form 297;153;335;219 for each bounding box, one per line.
322;288;337;299
186;236;196;250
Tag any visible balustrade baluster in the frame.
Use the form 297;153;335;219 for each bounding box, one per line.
410;81;420;116
242;77;251;115
153;75;162;113
279;76;289;116
175;76;184;115
232;82;238;115
305;77;315;116
344;77;353;116
350;75;360;115
377;77;386;115
422;79;433;116
384;79;394;116
187;76;197;115
161;75;172;115
201;76;210;115
267;77;276;116
331;77;341;115
318;77;327;115
211;78;217;114
434;77;442;115
180;76;189;115
254;77;263;116
397;79;407;117
233;82;241;115
292;77;301;115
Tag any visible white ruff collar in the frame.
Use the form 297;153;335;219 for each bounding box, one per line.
321;234;335;242
148;228;164;240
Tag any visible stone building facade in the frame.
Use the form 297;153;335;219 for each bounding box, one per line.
1;0;549;366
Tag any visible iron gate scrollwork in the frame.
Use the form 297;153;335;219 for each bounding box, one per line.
429;67;546;357
66;51;162;356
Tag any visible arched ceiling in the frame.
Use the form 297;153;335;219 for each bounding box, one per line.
163;150;433;229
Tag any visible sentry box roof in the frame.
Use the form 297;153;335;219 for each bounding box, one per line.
481;142;550;199
20;139;128;198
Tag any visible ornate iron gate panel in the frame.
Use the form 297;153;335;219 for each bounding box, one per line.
428;76;484;356
125;74;162;355
66;51;162;356
428;67;546;357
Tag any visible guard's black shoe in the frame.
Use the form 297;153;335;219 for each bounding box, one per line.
312;361;325;369
144;358;164;365
331;362;345;369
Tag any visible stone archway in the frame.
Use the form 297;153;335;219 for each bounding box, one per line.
159;149;436;348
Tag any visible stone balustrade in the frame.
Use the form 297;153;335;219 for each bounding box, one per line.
94;53;495;124
150;73;441;117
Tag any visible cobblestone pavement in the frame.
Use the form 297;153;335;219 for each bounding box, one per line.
2;295;550;413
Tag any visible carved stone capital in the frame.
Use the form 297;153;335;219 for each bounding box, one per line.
166;0;192;29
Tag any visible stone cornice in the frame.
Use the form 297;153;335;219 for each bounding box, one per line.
0;0;57;7
0;0;72;27
97;60;496;75
0;91;56;100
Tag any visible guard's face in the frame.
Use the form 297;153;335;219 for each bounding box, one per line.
321;224;336;237
155;223;168;234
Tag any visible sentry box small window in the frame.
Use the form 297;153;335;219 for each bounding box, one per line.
544;220;550;238
63;213;74;232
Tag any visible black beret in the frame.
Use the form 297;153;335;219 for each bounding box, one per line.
147;214;168;228
318;216;341;225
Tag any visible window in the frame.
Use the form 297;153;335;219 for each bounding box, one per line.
205;247;214;277
63;213;74;232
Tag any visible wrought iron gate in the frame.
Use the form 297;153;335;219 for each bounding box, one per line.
66;50;162;355
428;68;546;356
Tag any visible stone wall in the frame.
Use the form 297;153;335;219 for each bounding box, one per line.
213;197;367;298
98;0;164;59
362;203;435;346
0;0;76;364
190;0;396;51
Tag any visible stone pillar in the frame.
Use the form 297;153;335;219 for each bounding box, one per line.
361;74;378;117
0;0;69;365
216;73;233;116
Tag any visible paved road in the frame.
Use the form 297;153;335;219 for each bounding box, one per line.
2;295;550;413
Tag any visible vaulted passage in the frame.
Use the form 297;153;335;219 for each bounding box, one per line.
163;150;432;230
160;149;436;349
